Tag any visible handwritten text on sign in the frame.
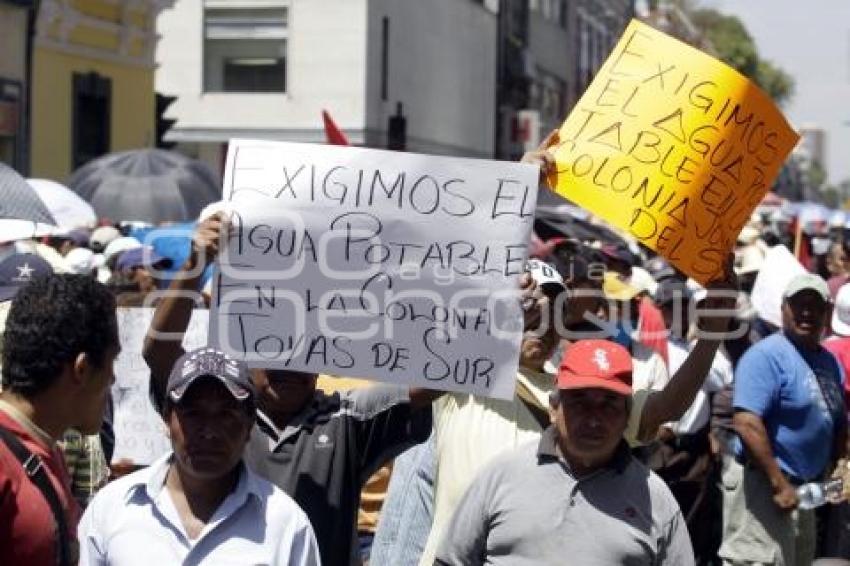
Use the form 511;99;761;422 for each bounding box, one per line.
112;308;209;465
552;19;799;284
210;140;539;400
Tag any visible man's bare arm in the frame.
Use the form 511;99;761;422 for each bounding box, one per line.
638;339;722;440
143;213;225;408
638;260;738;441
734;409;798;510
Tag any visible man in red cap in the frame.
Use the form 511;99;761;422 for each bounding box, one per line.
435;340;693;566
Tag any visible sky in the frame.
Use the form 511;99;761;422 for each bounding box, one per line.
706;0;850;186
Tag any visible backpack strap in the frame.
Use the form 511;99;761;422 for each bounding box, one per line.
0;425;70;566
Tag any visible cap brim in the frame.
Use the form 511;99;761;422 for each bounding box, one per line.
153;259;174;270
785;287;829;302
0;286;18;303
169;374;252;403
556;374;632;396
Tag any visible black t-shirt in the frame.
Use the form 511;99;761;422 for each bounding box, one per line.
244;386;431;566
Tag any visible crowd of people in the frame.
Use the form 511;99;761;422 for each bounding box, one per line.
1;144;850;566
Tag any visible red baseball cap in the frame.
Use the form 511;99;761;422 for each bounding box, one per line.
556;340;633;395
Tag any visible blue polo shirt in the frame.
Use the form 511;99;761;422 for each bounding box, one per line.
733;332;845;481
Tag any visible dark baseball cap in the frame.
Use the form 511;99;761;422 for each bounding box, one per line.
167;347;255;404
116;246;172;272
0;253;54;302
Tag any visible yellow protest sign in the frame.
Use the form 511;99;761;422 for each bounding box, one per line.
551;19;799;284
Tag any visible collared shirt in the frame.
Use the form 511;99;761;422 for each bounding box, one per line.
244;385;431;566
77;453;319;566
420;367;554;566
435;427;694;566
0;401;81;566
420;364;655;566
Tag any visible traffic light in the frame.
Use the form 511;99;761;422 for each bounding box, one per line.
387;101;406;151
155;92;177;149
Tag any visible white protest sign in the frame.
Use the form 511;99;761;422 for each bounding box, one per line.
209;140;539;400
111;308;209;464
751;245;805;328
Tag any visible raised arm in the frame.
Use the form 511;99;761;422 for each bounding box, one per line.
143;213;226;410
520;129;559;189
637;260;738;441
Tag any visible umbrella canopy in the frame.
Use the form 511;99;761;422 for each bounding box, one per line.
68;149;221;225
534;204;628;247
129;222;214;286
0;162;57;243
28;178;97;229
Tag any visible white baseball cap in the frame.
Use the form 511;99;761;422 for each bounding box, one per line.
525;258;565;291
784;273;829;302
102;236;142;264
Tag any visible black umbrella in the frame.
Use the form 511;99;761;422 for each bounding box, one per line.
68;149;221;224
0;162;57;243
0;162;56;224
534;204;627;247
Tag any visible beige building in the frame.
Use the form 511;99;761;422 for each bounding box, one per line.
0;1;34;172
29;0;172;181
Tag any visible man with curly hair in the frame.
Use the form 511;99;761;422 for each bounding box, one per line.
0;272;119;566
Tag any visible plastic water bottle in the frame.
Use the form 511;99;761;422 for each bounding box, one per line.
797;478;844;510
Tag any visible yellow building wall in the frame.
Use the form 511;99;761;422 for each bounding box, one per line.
30;47;154;181
70;0;120;23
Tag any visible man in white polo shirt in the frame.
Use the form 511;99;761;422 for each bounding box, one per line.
435;340;693;566
77;347;319;565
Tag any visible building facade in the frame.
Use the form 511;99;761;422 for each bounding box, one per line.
496;0;633;159
156;0;498;174
0;0;35;173
30;0;171;181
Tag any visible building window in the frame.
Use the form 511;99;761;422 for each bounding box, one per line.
530;0;568;28
72;72;111;169
381;16;389;101
531;70;566;133
204;6;288;93
578;14;591;91
0;79;22;171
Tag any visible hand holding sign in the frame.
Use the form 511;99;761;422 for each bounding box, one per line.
551;19;799;284
210;140;539;399
189;211;229;271
696;254;740;335
521;129;560;189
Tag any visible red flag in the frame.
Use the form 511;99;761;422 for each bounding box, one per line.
322;110;350;146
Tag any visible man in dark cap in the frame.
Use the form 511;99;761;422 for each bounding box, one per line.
143;214;436;565
78;347;319;565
